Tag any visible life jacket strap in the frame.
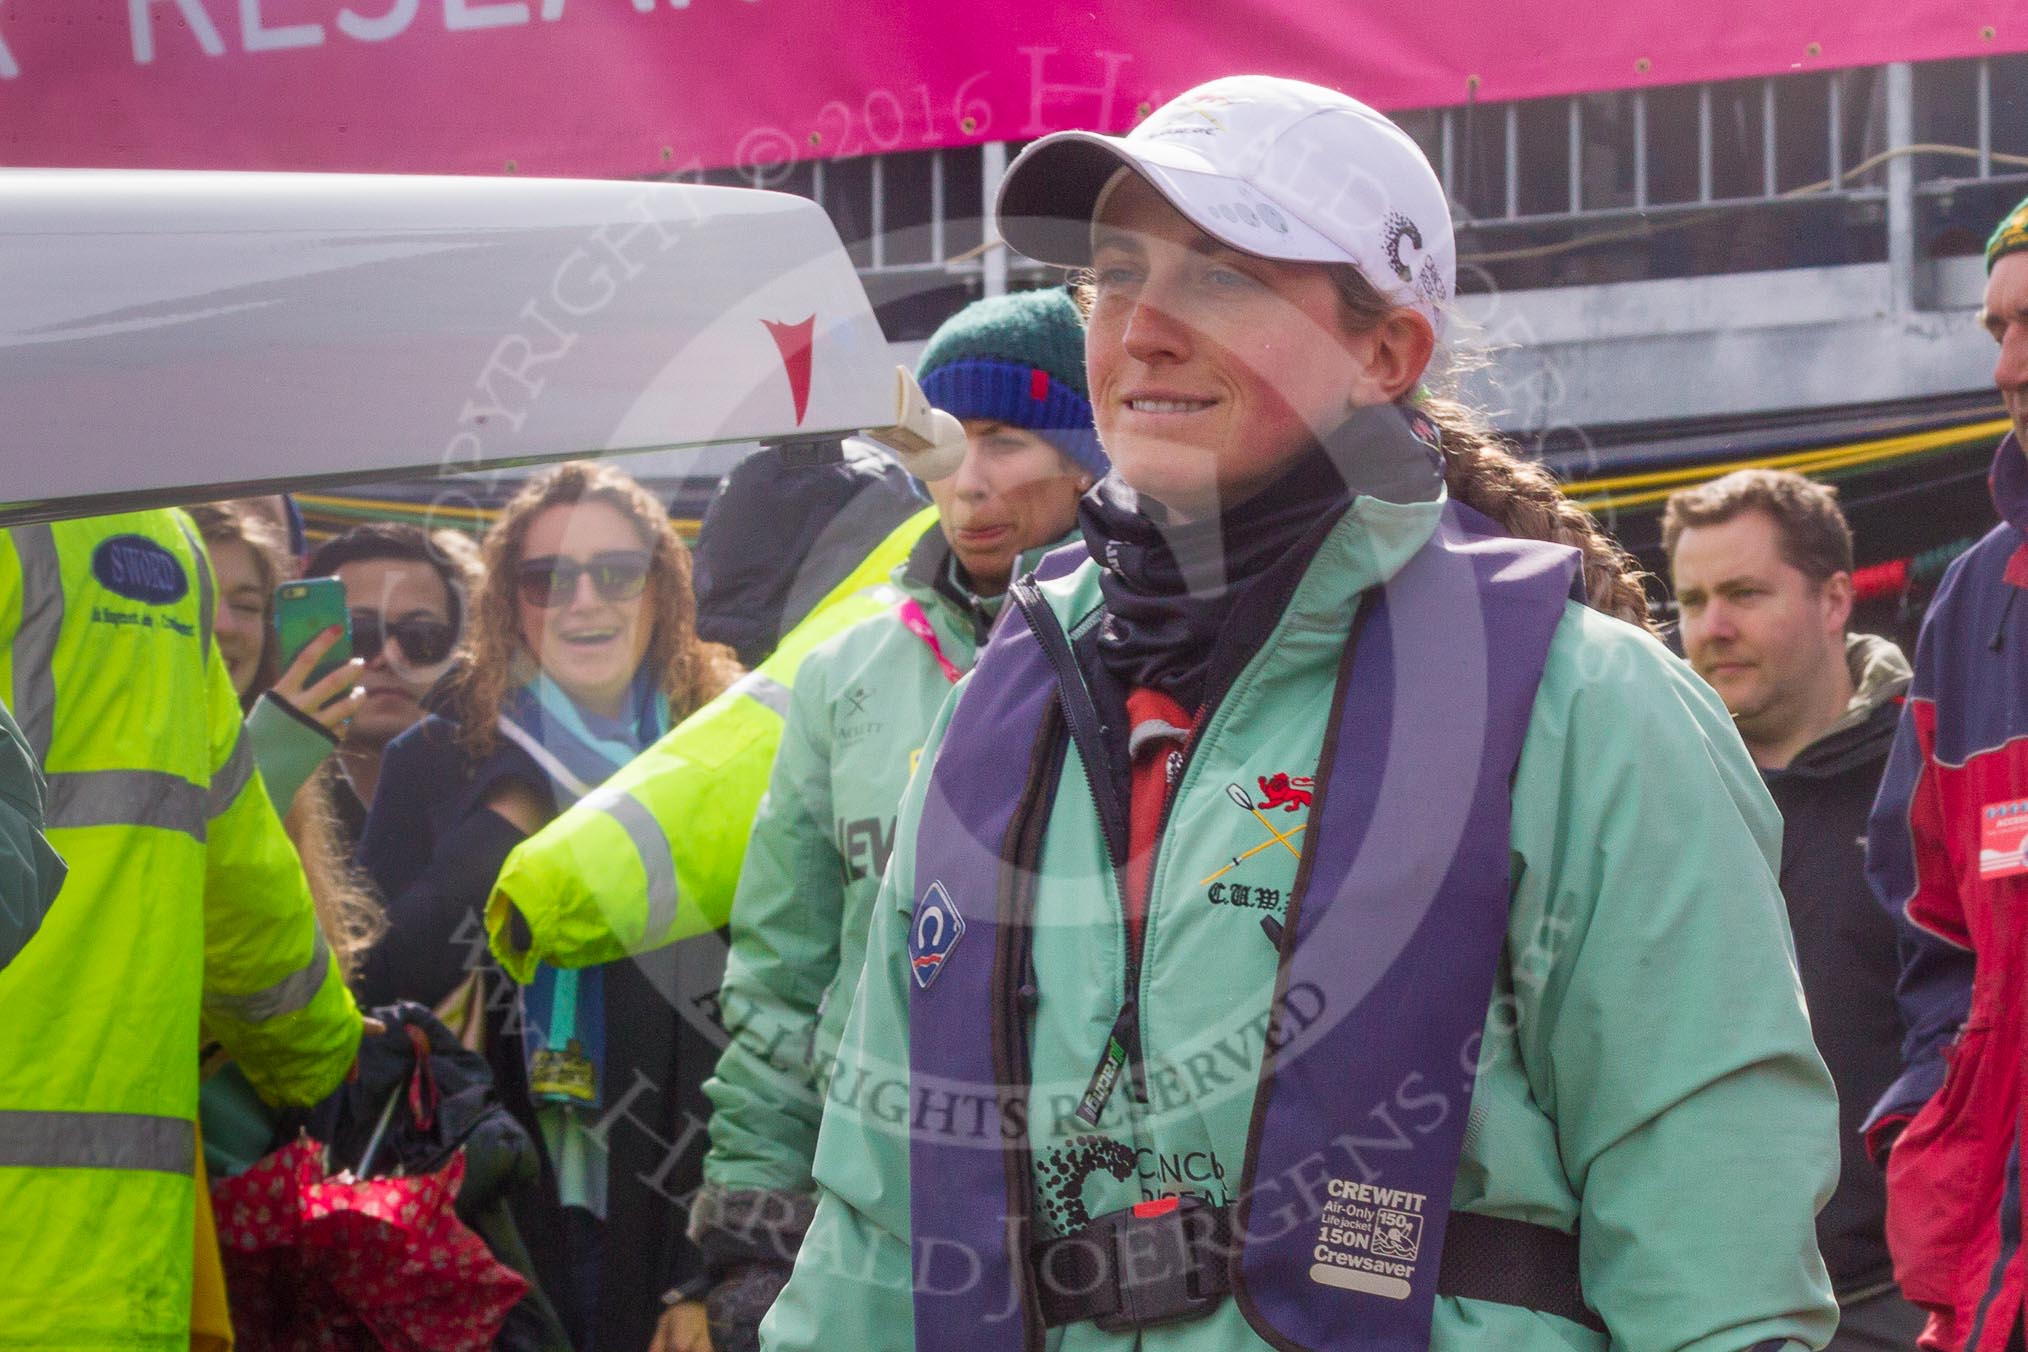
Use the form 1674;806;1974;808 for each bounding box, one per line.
1030;1198;1605;1334
1033;1194;1229;1332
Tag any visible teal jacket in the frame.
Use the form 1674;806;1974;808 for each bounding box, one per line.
244;691;337;813
762;491;1841;1352
701;528;1073;1202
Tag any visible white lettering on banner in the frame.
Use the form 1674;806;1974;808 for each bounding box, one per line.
123;0;757;67
1019;45;1131;136
240;0;325;50
444;0;528;29
335;0;418;42
541;0;736;12
1309;1178;1428;1300
131;0;227;63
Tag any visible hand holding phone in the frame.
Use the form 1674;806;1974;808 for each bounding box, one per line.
272;578;356;713
270;626;366;732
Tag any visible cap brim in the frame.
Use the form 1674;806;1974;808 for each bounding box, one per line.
995;131;1350;270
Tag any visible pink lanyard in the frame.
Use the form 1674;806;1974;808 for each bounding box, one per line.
897;598;963;685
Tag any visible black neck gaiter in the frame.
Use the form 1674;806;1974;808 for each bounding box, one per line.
1081;404;1444;710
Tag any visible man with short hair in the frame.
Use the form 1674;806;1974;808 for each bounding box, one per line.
1861;192;2028;1352
1665;468;1922;1350
303;524;469;838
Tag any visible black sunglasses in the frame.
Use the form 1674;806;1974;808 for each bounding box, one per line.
515;551;652;608
350;609;458;667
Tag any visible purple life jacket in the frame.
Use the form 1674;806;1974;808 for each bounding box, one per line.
906;502;1582;1351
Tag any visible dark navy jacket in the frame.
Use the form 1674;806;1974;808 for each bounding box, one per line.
1864;432;2028;1350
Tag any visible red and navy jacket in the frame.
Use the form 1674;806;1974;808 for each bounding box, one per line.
1864;432;2028;1351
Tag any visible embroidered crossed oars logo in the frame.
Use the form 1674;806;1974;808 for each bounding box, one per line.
1199;782;1307;885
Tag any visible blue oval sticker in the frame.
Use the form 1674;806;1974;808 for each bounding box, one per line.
91;535;189;606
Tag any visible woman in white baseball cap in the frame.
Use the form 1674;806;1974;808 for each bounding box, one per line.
760;76;1839;1352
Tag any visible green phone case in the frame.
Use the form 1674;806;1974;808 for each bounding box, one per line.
272;577;353;688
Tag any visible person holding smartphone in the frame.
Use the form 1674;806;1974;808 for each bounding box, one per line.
187;504;365;814
301;523;474;845
187;501;389;1166
357;460;741;1352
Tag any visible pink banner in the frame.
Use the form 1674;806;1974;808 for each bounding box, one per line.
0;1;2018;179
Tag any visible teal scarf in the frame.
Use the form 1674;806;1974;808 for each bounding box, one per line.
499;667;669;1215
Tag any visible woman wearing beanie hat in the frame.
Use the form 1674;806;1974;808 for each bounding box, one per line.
683;289;1102;1352
764;76;1838;1352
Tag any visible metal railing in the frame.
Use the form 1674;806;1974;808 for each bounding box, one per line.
684;53;2028;327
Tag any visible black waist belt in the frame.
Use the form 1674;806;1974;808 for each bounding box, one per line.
1030;1195;1605;1335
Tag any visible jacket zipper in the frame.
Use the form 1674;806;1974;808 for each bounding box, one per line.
1011;581;1149;1112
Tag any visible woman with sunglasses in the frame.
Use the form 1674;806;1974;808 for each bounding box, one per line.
302;522;477;846
762;77;1838;1352
358;460;741;1352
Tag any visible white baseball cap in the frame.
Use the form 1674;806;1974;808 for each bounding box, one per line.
995;75;1456;337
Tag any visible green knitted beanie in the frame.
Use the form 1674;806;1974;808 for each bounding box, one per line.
915;288;1104;477
1988;193;2028;273
917;288;1089;401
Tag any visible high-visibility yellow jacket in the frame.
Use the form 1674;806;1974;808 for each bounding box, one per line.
0;511;362;1351
487;506;939;980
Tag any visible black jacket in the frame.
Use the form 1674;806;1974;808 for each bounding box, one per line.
690;440;923;668
1759;633;1914;1298
291;1004;572;1352
358;714;721;1352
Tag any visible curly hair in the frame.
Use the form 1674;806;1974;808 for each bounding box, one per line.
1323;267;1653;629
455;460;743;758
1068;269;1653;629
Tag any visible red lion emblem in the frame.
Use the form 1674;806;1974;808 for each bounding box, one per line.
1256;773;1314;812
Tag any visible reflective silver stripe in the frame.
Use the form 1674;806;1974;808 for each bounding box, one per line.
731;671;791;719
584;784;680;940
8;523;62;760
494;716;594;802
45;768;207;841
204;929;331;1025
207;729;256;819
176;518;213;655
0;1109;194;1174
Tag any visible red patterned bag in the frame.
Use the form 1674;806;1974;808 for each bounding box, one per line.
212;1028;528;1352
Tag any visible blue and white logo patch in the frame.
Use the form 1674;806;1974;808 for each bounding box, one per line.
91;535;188;606
909;881;965;990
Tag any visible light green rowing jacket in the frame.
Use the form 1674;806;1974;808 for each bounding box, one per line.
703;527;1074;1199
763;490;1840;1352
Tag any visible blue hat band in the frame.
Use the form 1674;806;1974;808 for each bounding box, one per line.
919;358;1107;479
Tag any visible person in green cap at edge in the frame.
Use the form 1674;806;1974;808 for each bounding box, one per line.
761;75;1838;1352
0;698;64;972
1857;191;2028;1352
670;288;1106;1352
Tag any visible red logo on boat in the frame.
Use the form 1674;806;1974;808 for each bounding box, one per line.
762;315;815;425
1256;773;1313;813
